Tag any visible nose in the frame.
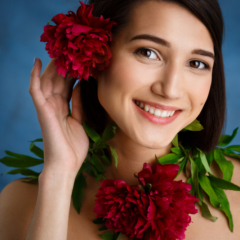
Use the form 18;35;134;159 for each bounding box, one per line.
151;61;184;100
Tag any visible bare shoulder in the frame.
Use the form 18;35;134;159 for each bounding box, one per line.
0;178;39;240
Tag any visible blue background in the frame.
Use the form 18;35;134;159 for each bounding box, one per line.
0;0;239;192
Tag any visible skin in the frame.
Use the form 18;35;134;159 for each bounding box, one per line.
0;1;239;240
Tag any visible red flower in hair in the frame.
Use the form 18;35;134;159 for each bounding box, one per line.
40;1;116;81
94;163;198;240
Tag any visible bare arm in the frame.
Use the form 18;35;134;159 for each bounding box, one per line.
25;173;75;240
0;58;89;240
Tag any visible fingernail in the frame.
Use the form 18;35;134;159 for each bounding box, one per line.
33;57;37;66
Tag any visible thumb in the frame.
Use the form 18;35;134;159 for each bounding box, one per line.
29;58;45;108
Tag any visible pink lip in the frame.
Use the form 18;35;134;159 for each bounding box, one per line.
135;100;181;111
133;101;181;125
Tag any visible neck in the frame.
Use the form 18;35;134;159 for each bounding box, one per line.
104;128;172;185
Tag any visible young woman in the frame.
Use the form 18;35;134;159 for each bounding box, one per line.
0;0;240;239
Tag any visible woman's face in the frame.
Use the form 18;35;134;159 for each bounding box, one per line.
97;1;214;149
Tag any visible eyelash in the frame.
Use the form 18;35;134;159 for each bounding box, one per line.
134;47;210;70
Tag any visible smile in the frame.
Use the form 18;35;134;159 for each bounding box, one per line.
135;100;175;118
134;100;181;125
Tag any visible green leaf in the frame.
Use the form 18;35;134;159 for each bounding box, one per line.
47;20;51;25
157;153;180;164
214;149;234;181
223;153;240;160
93;217;105;224
99;232;119;240
187;177;193;194
29;138;43;142
225;145;240;153
218;128;238;147
91;165;105;182
198;149;213;175
212;186;233;231
30;142;44;159
72;173;86;214
1;168;40;177
221;149;240;160
190;158;199;197
0;156;44;168
194;157;206;175
69;108;72;117
117;233;127;239
98;225;108;231
96;143;109;149
198;174;220;208
110;147;118;170
101;122;117;143
171;147;182;155
183;119;204;132
23;176;39;182
172;134;179;148
91;154;106;174
199;200;218;222
206;151;214;165
198;184;203;201
82;160;95;177
100;154;111;166
4;150;26;158
222;149;235;155
83;121;101;143
176;158;187;177
208;175;240;191
144;183;152;194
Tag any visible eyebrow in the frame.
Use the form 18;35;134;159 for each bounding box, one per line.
191;49;215;60
130;34;215;60
130;34;171;47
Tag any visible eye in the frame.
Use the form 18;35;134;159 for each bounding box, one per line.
135;48;159;60
188;60;210;70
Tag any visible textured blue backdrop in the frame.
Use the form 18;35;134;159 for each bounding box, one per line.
0;0;239;192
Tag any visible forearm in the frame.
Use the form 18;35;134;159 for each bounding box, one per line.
25;171;75;240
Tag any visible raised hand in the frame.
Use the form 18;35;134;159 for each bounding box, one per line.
29;58;89;180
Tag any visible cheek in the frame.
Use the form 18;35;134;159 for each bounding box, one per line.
189;76;212;113
97;55;145;112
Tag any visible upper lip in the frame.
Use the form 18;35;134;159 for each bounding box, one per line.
134;99;181;111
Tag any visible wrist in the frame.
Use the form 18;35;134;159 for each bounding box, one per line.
39;167;76;191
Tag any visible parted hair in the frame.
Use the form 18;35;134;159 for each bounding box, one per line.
80;0;226;153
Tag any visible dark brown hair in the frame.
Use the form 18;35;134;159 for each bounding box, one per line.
81;0;226;152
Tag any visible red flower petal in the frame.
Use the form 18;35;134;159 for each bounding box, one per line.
40;1;116;80
94;163;198;239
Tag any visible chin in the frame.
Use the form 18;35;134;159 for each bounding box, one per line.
131;129;175;150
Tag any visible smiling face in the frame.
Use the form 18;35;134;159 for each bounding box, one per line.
97;1;214;149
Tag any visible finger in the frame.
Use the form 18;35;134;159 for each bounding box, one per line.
29;58;46;108
72;83;84;124
62;77;77;102
40;59;56;99
52;72;77;102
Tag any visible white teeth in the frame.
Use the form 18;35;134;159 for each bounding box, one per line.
161;111;168;117
144;105;150;112
154;109;161;117
149;107;155;115
136;100;176;118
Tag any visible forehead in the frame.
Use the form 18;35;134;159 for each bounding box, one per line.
120;1;214;51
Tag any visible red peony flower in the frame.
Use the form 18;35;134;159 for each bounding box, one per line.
94;163;198;240
40;1;116;81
